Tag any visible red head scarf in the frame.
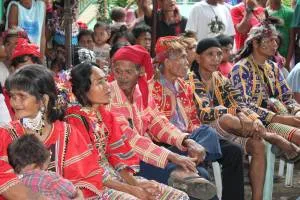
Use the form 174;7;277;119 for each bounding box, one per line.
155;36;179;63
11;38;41;60
112;45;153;108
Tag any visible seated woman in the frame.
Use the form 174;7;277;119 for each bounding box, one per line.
66;62;189;200
0;65;104;199
230;16;300;149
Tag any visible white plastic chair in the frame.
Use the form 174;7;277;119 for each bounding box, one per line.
278;159;294;187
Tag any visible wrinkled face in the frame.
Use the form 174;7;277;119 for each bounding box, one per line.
165;49;189;78
160;0;176;11
20;0;32;8
9;89;41;119
93;27;110;46
221;44;233;63
79;35;94;50
4;36;18;59
196;47;223;73
113;60;142;92
86;66;111;106
254;36;279;58
136;32;151;52
185;40;197;65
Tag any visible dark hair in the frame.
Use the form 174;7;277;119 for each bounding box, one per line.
110;25;135;45
216;34;234;47
94;21;111;32
109;42;130;58
3;33;17;45
132;24;151;39
234;37;263;62
110;7;126;22
11;54;42;68
6;64;64;122
181;31;197;40
7;134;50;173
78;29;93;42
70;62;98;106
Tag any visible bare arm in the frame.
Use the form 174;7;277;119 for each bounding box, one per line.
2;183;46;200
7;4;18;28
235;10;252;34
40;5;46;61
141;0;152;18
285;28;295;71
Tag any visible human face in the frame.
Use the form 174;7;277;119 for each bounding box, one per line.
136;32;151;52
113;60;142;93
9;89;41;119
160;0;176;12
254;36;279;58
4;36;18;59
86;66;111;107
93;27;110;46
79;35;94;50
165;49;189;79
20;0;32;8
196;47;223;73
185;40;197;65
221;44;233;63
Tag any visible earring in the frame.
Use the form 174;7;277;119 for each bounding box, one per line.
22;106;46;136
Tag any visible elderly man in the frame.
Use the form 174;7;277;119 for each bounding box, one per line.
107;45;216;199
149;36;244;200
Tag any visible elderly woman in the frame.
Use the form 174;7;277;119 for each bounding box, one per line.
66;62;189;200
187;37;300;200
230;16;300;148
0;65;104;199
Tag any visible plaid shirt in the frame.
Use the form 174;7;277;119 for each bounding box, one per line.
106;81;188;168
20;170;77;200
230;56;300;125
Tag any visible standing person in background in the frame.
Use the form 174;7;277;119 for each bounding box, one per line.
291;0;300;64
216;34;234;77
142;0;187;39
132;24;152;52
93;22;111;74
231;0;265;50
78;29;94;51
6;0;46;59
287;62;300;103
185;0;235;41
267;0;294;71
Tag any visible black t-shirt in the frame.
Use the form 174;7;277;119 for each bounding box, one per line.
145;10;187;39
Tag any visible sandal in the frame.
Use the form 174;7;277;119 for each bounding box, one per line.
168;174;217;200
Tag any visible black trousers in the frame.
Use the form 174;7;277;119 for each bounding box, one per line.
217;138;244;200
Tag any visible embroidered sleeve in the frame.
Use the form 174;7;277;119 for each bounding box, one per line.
146;98;189;151
229;63;276;125
114;115;171;169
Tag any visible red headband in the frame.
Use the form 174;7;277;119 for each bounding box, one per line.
11;38;41;60
112;45;153;108
155;36;179;63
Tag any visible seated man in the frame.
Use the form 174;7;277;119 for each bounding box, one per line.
107;45;215;199
230;17;300;149
150;36;244;200
187;37;300;200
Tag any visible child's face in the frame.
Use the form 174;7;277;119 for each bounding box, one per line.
221;44;233;63
93;27;110;46
79;35;94;50
136;32;151;52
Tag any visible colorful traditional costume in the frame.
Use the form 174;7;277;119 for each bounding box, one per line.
0;120;104;199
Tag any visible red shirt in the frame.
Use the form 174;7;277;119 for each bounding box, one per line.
231;3;265;50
